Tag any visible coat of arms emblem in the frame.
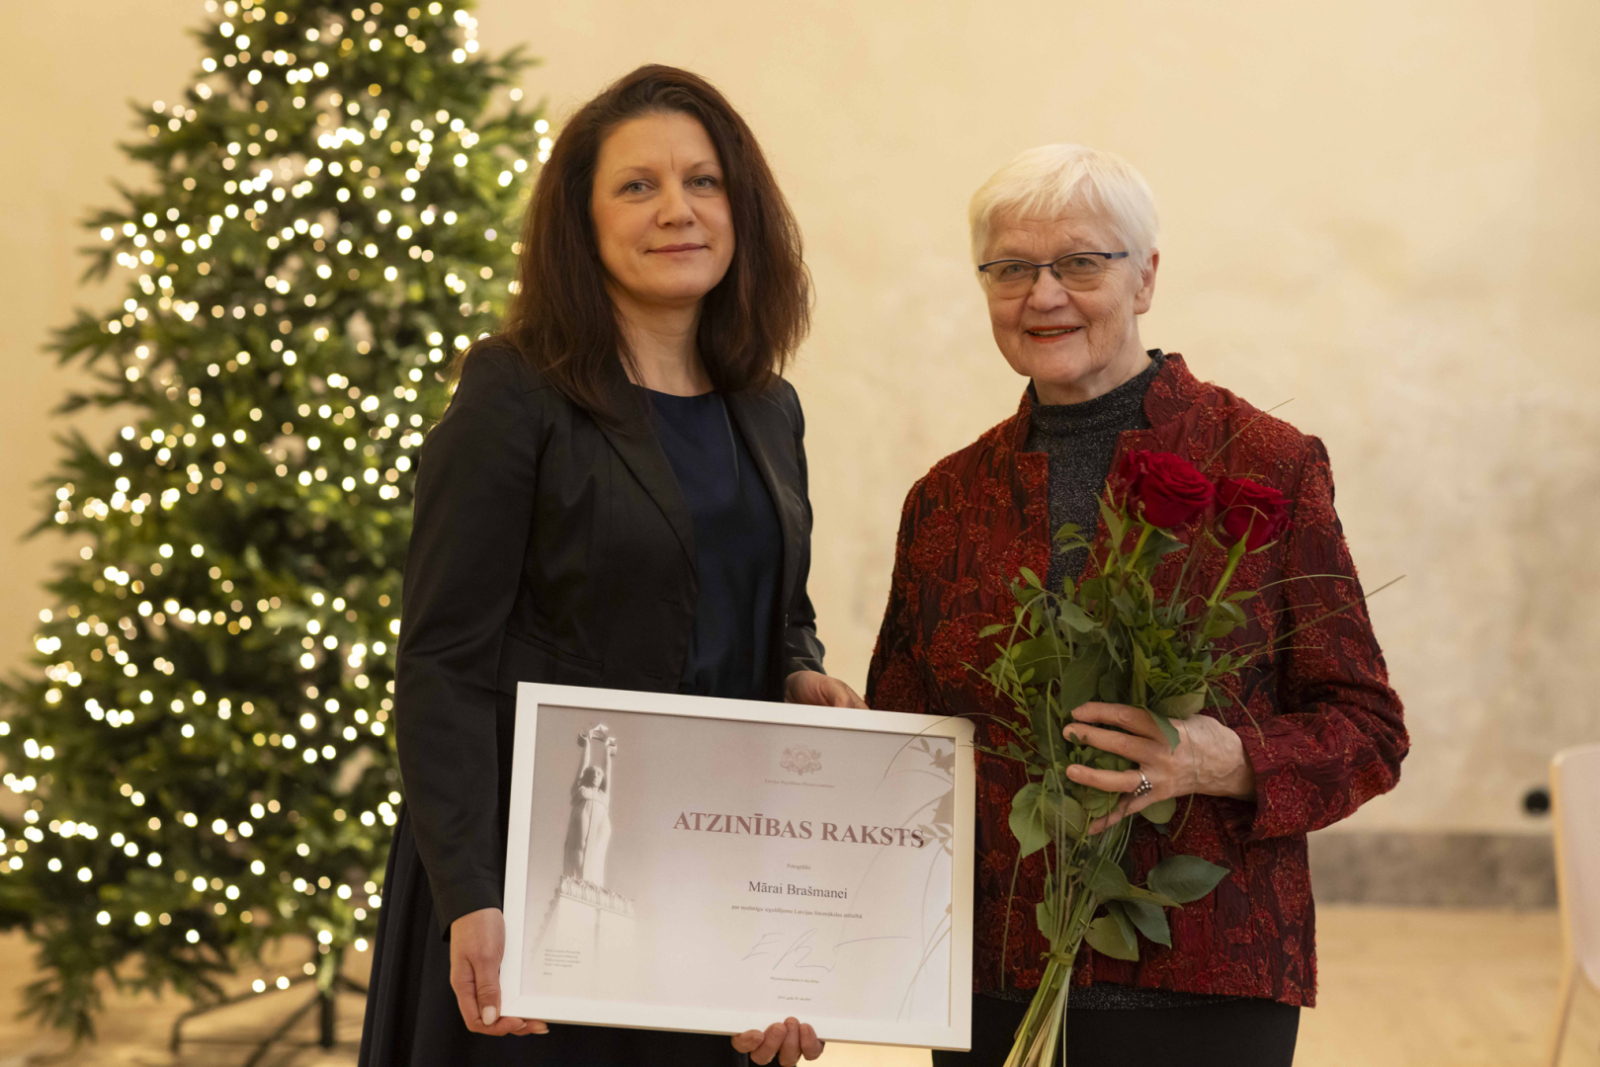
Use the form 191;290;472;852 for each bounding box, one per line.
779;745;822;776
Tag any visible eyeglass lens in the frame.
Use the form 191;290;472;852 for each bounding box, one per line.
985;254;1112;294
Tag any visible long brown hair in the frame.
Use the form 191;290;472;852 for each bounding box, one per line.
480;64;810;423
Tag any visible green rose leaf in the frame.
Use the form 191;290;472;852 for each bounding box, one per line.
1040;787;1087;839
1017;671;1061;759
1019;566;1044;589
1156;691;1206;721
1088;746;1131;772
1036;895;1061;939
1148;855;1231;904
1084;912;1140;961
1082;786;1120;818
1115;899;1172;948
1056;601;1097;633
978;622;1008;638
1099;498;1126;548
1014;630;1071;679
1111;590;1137;624
1133;528;1187;572
1086;855;1179;906
1204;600;1248;639
1008;783;1050;858
1131;642;1151;687
1084;855;1133;899
1139;797;1177;825
1053;660;1103;724
1145;707;1181;750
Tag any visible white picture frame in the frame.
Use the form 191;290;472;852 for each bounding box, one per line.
499;682;975;1051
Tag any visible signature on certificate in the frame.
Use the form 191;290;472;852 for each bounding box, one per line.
744;928;913;973
743;928;832;972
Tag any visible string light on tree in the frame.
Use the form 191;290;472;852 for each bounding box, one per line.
0;0;539;1039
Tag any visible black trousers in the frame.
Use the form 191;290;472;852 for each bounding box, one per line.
934;993;1300;1067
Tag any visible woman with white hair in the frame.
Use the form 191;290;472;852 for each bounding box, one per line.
866;145;1408;1064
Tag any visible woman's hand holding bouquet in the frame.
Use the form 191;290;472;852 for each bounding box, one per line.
977;449;1291;1067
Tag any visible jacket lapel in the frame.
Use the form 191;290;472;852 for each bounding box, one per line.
726;389;802;614
593;367;697;571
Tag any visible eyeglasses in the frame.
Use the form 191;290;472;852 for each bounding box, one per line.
976;251;1129;296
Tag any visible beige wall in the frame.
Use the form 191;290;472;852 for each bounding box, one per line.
4;1;1597;833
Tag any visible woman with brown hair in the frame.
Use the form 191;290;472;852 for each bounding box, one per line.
358;65;850;1067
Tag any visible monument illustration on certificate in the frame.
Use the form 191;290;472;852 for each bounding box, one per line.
500;683;976;1050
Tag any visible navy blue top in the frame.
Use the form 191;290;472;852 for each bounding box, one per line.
645;389;783;701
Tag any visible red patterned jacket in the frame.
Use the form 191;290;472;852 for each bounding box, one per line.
865;354;1407;1007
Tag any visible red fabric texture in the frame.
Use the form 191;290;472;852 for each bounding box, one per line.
865;354;1408;1007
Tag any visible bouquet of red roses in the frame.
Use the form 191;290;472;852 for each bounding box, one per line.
977;449;1291;1067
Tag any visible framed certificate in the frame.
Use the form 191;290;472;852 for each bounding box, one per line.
499;682;975;1050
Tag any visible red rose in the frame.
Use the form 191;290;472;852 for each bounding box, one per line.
1115;450;1216;528
1217;477;1290;550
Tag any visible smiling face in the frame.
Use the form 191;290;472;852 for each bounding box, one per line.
590;110;735;318
982;208;1159;404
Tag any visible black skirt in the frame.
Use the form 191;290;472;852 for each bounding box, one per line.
933;991;1299;1067
358;808;748;1067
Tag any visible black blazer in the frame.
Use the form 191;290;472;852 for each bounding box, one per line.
394;346;827;931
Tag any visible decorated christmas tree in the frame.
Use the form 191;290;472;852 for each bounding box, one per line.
0;0;543;1038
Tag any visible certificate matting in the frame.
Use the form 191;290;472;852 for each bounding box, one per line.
500;683;974;1050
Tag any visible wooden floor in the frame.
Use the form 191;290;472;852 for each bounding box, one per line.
1;907;1596;1066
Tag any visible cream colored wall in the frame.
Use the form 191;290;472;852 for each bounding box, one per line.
4;1;1597;833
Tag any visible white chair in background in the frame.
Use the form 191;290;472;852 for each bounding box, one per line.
1550;742;1600;1066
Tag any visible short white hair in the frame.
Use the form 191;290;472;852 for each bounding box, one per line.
968;144;1159;267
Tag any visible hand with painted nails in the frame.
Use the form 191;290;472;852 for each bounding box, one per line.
449;908;549;1037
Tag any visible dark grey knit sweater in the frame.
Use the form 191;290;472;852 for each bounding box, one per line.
992;350;1237;1011
1027;350;1164;592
